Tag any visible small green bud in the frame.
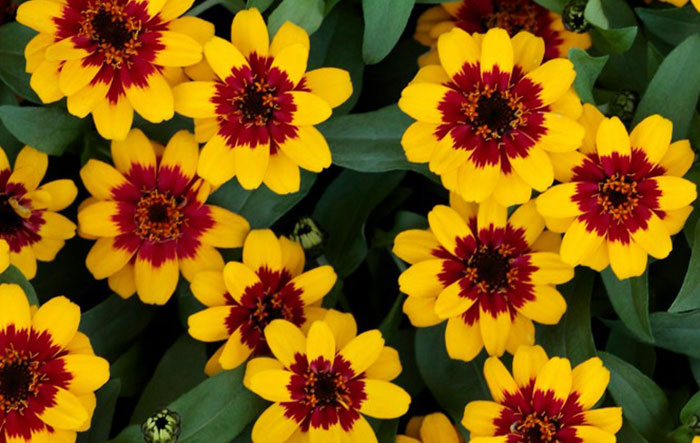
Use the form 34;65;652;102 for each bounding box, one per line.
290;217;325;259
562;0;590;33
142;409;181;443
608;90;639;124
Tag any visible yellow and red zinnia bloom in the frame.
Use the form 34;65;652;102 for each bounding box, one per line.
415;0;591;66
397;413;465;443
394;193;573;361
187;229;337;373
173;8;353;193
463;345;622;442
0;284;110;442
537;107;697;279
17;0;206;140
244;312;409;442
0;146;77;280
77;129;250;305
399;28;584;206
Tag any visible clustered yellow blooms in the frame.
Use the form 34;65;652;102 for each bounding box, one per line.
1;0;696;441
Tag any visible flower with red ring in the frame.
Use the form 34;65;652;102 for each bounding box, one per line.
415;0;591;66
77;128;250;305
394;193;573;362
537;105;697;279
462;345;622;442
187;229;337;373
0;284;110;443
399;28;584;206
16;0;209;140
244;313;409;442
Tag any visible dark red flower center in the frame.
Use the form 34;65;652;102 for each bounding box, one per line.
466;245;515;293
231;77;279;127
481;0;542;35
79;0;142;68
301;365;351;409
597;173;639;222
512;412;559;442
462;87;526;140
250;292;294;329
0;194;27;235
0;351;43;413
133;189;184;242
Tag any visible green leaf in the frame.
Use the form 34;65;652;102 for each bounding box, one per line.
605;329;656;377
313;170;405;277
77;380;121;443
569;48;608;104
109;341;151;397
368;418;399;443
534;0;566;13
0;265;38;305
0;105;87;155
590;26;638;54
0;23;40;103
319;105;433;176
246;0;275;12
649;311;700;360
133;114;193;145
362;0;416;64
268;0;325;36
601;269;654;343
584;0;637;28
600;351;673;442
80;295;155;361
670;219;700;312
209;170;315;229
636;5;700;47
633;35;700;139
111;367;267;443
415;323;489;437
131;335;207;424
536;269;596;365
378;293;405;341
681;391;700;425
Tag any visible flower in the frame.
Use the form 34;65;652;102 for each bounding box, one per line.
658;0;700;13
172;8;353;193
244;311;410;443
0;146;77;279
0;284;110;442
536;107;697;279
16;0;208;141
399;28;584;206
397;413;465;443
141;409;181;443
415;0;591;66
187;229;337;373
462;345;622;442
77;129;250;305
394;193;573;361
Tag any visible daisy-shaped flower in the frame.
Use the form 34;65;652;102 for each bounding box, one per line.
0;284;110;442
187;229;337;373
0;145;77;279
16;0;206;140
244;312;409;443
77;129;250;305
173;8;353;193
394;193;573;361
537;108;697;279
397;413;465;443
399;28;584;206
415;0;591;66
463;345;622;442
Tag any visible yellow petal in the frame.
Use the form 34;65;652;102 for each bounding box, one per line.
359;379;411;419
33;296;80;349
278;126;332;173
560;218;605;266
533;356;572;403
234;144;270;189
219;328;254;369
596;117;631;158
264;319;306;368
16;0;62;34
427;204;472;256
302;68;352;108
523;58;575;106
251;403;300;443
204;36;249;81
190;270;228;307
445;317;483;362
92;98;134;141
399;260;447;298
483;355;519;403
399;83;449;124
263;151;301;195
306;321;336;363
480;28;513;78
364;347;402;381
437;27;479;79
126;73;174;123
85;237;135;279
173;81;218;118
271;43;308;87
249;369;295;402
289;91;332;126
462;401;505;437
61;354;110;394
134;253;179;305
607;239;648;280
512;345;548;388
291;266;337;305
59;59;101;96
516;285;567;325
479;306;511;357
571;357;610;410
630;212;672;259
37;388;88;431
392;229;440;265
153;31;202;67
0;283;31;331
339;330;384;375
630;114;672;165
230;7;269;57
197;135;236;187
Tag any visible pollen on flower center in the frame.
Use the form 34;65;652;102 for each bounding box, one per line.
461;87;526;140
250;293;291;327
133;189;184;242
0;351;42;413
303;367;350;408
79;0;142;68
466;246;513;292
513;412;559;442
0;194;27;235
232;78;279;127
597;173;639;222
482;0;542;35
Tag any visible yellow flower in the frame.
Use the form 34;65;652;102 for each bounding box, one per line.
536;105;697;279
172;8;353;193
0;284;110;442
415;0;591;67
394;193;573;361
77;129;250;305
399;28;584;206
397;413;465;443
187;229;337;373
0;240;9;274
17;0;209;140
0;146;77;279
462;345;622;442
658;0;700;12
244;311;410;443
